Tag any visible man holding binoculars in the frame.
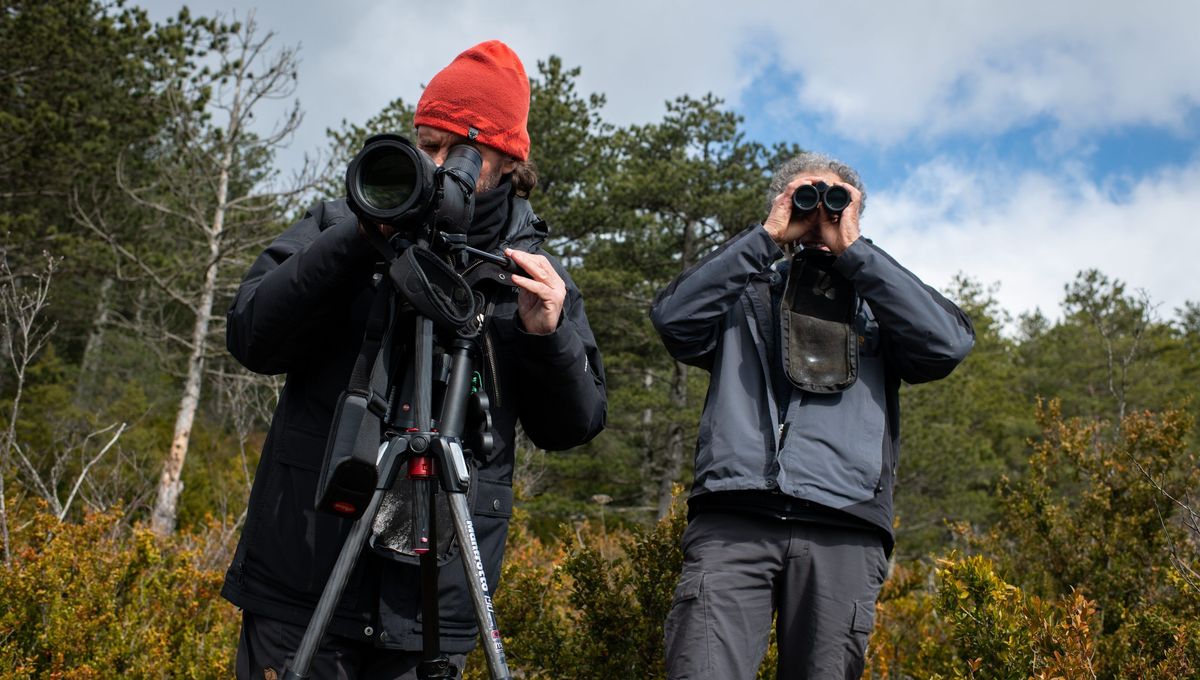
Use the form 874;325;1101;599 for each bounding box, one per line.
221;40;607;679
652;153;975;678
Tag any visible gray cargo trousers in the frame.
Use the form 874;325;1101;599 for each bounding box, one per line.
664;512;889;679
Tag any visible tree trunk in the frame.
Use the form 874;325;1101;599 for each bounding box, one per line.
655;358;689;519
150;323;208;535
150;150;230;536
640;368;659;506
0;458;8;566
654;219;699;519
76;276;113;403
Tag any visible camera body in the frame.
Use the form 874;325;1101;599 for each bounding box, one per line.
344;133;482;248
792;180;851;215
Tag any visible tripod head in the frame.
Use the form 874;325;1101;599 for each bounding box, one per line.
314;243;498;520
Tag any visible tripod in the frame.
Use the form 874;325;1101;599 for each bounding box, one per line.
283;245;513;680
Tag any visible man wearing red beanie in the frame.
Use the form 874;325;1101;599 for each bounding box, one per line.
222;40;607;679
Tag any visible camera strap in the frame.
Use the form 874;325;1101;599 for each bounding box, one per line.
314;277;395;517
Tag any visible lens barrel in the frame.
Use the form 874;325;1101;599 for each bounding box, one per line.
791;181;851;215
346;134;438;225
823;185;851;213
792;184;821;212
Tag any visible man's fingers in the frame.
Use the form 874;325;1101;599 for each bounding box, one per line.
506;249;549;278
510;274;553;296
506;250;567;296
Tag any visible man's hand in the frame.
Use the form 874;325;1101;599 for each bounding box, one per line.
763;175;862;256
505;249;566;335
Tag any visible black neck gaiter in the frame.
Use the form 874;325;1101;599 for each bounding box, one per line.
467;177;513;252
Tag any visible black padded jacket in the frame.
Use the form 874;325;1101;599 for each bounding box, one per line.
221;196;606;651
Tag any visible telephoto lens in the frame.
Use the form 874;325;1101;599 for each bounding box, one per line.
345;134;439;226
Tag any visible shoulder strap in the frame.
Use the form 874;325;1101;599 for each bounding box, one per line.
347;279;395;414
314;277;395;519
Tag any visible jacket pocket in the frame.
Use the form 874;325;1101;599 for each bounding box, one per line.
253;427;367;604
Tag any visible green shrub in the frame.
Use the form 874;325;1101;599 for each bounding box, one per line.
0;508;238;678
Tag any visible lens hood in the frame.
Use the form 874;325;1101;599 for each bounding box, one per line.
346;134;438;226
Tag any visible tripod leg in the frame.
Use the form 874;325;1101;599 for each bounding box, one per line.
281;486;385;680
447;490;511;679
418;478;443;669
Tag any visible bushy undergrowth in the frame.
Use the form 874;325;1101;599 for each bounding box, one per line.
471;405;1200;679
2;404;1196;678
0;508;238;678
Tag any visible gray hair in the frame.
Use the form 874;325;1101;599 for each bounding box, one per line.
767;152;867;216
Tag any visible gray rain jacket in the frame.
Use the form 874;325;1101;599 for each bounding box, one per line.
650;225;974;551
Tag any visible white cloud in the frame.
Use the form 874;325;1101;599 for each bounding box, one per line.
134;0;1200;172
129;0;1200;323
867;155;1200;322
764;3;1200;145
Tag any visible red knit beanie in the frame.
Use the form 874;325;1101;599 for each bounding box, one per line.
414;40;531;161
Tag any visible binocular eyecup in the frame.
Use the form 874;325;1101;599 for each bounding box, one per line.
792;181;851;215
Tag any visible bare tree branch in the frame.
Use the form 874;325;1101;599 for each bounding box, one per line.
0;247;59;565
59;422;127;521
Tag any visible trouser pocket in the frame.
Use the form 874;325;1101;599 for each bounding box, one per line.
664;569;708;679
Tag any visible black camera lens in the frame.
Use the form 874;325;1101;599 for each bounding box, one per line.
346;134;438;225
359;146;419;211
792;184;821;213
823;185;851;213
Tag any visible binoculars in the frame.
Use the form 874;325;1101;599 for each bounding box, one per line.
792;181;851;215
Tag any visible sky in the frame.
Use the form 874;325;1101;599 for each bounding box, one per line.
137;0;1200;324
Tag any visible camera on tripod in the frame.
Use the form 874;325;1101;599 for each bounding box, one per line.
345;133;482;251
311;134;491;523
291;131;515;679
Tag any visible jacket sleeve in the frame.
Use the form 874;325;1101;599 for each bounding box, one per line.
226;201;379;375
513;254;607;451
833;238;975;384
649;225;783;369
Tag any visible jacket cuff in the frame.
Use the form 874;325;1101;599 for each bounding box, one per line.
831;237;875;279
322;217;380;275
515;317;585;369
752;224;787;261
